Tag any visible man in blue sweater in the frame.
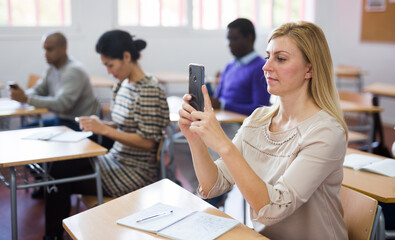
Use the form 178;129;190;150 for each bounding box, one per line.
206;18;271;208
211;18;270;116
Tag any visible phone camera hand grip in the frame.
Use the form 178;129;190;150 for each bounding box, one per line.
189;94;199;110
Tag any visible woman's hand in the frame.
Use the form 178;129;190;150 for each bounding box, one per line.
188;85;231;154
77;115;108;135
178;91;202;141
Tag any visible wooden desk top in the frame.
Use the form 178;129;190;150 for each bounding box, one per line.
63;179;267;240
0;126;107;167
335;65;367;78
343;148;395;203
90;75;116;88
153;71;188;84
0;98;48;117
153;71;215;84
340;100;382;113
364;82;395;98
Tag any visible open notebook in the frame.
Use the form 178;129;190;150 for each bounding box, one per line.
117;202;240;240
23;130;92;142
344;153;395;177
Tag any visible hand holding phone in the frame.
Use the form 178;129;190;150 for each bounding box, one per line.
188;63;205;111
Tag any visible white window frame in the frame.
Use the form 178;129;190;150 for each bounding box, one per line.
0;0;83;40
113;0;315;37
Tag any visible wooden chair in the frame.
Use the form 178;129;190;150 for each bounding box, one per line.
340;186;379;240
19;74;42;127
27;74;41;89
75;135;167;212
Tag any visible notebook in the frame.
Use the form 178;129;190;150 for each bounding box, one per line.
344;154;395;177
23;130;93;142
116;202;240;240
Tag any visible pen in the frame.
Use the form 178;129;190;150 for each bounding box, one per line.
136;210;173;223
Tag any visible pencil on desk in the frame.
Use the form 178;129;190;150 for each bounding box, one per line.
136;210;173;223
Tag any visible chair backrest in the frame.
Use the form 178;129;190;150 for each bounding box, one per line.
340;186;378;240
27;74;41;89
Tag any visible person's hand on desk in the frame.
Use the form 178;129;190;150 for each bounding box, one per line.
77;115;111;135
179;85;230;154
9;83;28;103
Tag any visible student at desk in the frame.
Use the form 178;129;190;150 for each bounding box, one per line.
10;31;97;200
211;18;271;116
43;30;169;240
9;31;96;131
179;22;348;239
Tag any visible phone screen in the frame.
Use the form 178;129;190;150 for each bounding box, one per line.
188;64;205;111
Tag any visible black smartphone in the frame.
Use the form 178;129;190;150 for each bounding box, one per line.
8;81;18;89
188;63;205;111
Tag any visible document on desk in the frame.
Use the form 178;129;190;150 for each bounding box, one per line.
344;154;395;177
116;202;240;240
23;130;93;142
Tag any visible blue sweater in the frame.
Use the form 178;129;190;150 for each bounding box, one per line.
215;56;270;116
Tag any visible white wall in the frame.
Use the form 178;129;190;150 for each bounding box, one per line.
316;0;395;125
0;0;394;124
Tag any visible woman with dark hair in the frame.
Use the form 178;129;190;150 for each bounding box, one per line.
43;30;169;240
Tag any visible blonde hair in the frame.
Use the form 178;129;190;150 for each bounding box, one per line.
261;21;348;139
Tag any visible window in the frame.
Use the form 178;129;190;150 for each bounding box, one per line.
118;0;187;27
117;0;307;30
0;0;71;27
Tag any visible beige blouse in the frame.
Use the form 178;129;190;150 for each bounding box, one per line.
197;107;348;240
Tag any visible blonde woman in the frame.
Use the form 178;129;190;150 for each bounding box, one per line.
179;22;348;239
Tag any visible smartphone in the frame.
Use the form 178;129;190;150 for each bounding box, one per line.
8;81;18;90
188;63;205;111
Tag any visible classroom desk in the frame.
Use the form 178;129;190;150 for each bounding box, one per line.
153;71;216;84
364;82;395;99
90;75;115;88
0;98;48;128
0;126;108;240
340;100;383;152
0;98;48;118
344;148;395;203
63;178;267;240
364;82;395;154
344;148;395;240
153;71;189;84
335;65;368;92
152;71;218;95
